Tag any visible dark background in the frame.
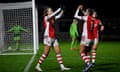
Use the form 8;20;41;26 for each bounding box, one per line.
36;0;120;18
0;0;120;41
0;0;119;18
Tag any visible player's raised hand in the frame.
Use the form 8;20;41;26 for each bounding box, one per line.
78;5;83;10
60;4;65;11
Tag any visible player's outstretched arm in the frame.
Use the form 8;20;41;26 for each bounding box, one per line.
55;10;64;19
48;8;61;19
19;25;28;32
74;5;84;20
6;27;14;32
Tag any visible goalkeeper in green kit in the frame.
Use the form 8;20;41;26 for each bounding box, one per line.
7;25;28;51
70;19;79;50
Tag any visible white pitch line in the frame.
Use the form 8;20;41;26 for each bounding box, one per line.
0;53;33;55
24;54;36;72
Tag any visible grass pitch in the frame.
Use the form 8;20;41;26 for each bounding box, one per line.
0;41;120;72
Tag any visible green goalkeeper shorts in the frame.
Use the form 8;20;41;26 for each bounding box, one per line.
70;33;77;38
14;36;20;41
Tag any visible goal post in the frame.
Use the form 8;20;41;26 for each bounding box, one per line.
0;1;39;55
32;0;39;54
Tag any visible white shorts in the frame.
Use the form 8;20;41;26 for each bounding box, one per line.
44;36;59;46
80;36;93;47
93;38;98;45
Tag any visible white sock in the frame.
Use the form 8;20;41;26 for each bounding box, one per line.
37;63;40;67
92;60;95;63
60;64;64;68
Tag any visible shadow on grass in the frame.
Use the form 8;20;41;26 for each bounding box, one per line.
89;62;120;72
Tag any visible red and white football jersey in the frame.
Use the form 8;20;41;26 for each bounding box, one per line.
93;19;102;38
74;9;94;40
43;16;55;38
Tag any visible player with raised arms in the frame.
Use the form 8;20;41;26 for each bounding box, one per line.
35;7;71;72
74;5;94;72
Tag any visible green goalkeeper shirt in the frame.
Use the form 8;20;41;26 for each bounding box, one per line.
7;25;28;34
70;23;78;38
7;25;28;40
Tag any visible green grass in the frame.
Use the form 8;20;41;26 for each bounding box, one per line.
0;41;120;72
0;55;32;72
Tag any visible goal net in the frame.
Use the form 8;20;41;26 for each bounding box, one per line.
0;1;39;55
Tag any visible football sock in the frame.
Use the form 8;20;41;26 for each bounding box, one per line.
56;54;63;64
70;40;75;49
16;42;19;49
81;53;90;65
92;49;96;63
74;40;78;48
38;54;47;64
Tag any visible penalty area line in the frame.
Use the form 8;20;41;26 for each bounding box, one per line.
24;54;36;72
